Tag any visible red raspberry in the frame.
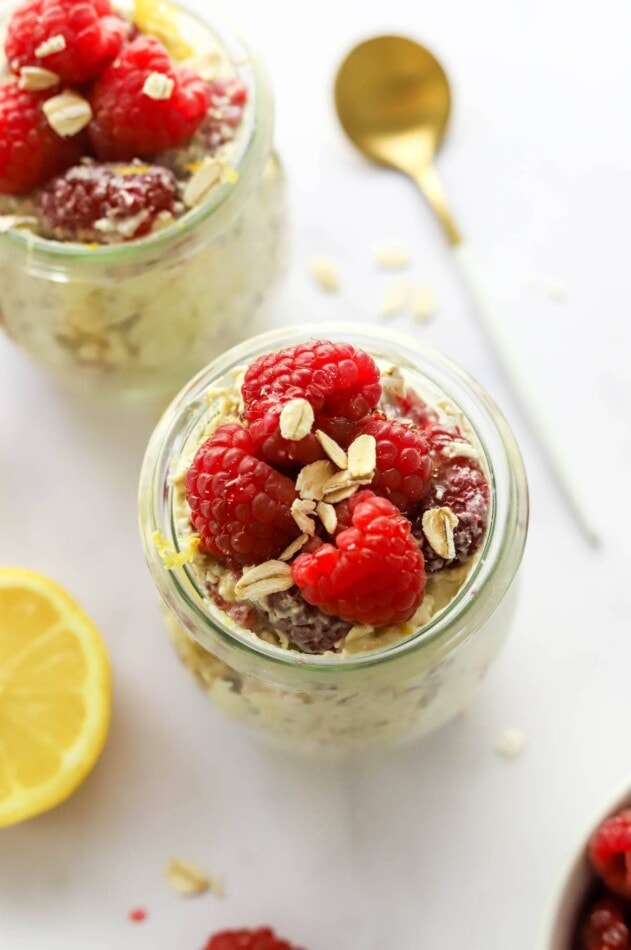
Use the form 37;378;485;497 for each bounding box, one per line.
415;461;490;572
6;0;128;86
185;423;299;566
589;810;631;898
242;341;382;437
200;78;248;150
392;386;440;430
0;82;83;194
204;928;303;950
247;410;324;471
89;36;211;161
357;415;432;513
39;162;181;243
292;491;425;627
580;896;629;949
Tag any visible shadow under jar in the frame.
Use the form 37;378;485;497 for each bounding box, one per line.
0;1;286;398
139;324;529;757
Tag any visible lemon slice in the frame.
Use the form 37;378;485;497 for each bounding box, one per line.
0;568;111;827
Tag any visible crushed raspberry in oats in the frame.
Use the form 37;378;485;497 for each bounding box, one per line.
39;162;181;243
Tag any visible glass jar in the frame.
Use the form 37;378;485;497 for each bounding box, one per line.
139;325;529;757
0;2;287;398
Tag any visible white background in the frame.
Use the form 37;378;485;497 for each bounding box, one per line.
1;0;631;947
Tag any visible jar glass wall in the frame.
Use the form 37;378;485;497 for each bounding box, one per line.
139;325;529;757
0;2;287;397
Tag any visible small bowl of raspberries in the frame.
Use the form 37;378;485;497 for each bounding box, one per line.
0;0;285;393
541;784;631;950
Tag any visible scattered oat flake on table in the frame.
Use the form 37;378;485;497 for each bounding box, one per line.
208;872;225;898
412;285;436;322
373;243;411;270
548;280;567;302
380;280;412;317
308;256;340;292
495;728;527;759
165;858;210;896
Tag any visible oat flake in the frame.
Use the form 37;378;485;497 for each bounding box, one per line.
35;34;66;58
290;498;317;536
422;507;459;560
43;91;92;137
495;729;527;759
234;560;293;601
142;71;175;100
164;858;210;896
296;459;338;501
279;398;315;441
316;501;337;534
315;429;347;469
308;257;340;292
18;66;59;90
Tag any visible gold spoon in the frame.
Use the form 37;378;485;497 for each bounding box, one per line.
335;35;597;545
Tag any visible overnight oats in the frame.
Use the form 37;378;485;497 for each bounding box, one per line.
0;0;285;394
139;325;528;757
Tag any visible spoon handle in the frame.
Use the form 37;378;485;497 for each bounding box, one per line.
452;242;598;546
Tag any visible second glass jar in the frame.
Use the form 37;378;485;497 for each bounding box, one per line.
0;1;287;397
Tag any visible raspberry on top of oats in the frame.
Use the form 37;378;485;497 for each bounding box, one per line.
6;0;128;85
291;491;426;627
88;36;211;161
179;340;491;652
0;82;84;194
185;422;300;567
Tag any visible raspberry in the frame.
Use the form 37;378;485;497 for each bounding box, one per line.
256;587;352;653
39;162;181;243
5;0;128;85
200;78;248;151
185;423;299;567
292;491;425;627
89;36;211;161
589;810;631;898
247;410;324;471
204;928;303;950
415;461;490;572
580;896;630;949
391;386;440;430
242;341;382;437
357;415;432;513
0;82;83;194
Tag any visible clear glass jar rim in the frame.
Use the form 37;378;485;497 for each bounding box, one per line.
0;0;274;266
139;324;529;679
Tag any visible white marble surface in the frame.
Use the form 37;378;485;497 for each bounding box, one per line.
1;0;631;947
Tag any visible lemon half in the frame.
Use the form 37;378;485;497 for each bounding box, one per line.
0;568;111;827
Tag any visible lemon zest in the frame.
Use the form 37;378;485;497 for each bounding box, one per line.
185;159;205;174
152;530;200;569
133;0;194;60
224;168;239;184
114;164;152;176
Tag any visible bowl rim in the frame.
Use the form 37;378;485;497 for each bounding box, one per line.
538;775;631;950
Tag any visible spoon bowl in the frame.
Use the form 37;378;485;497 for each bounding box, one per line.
334;35;451;173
